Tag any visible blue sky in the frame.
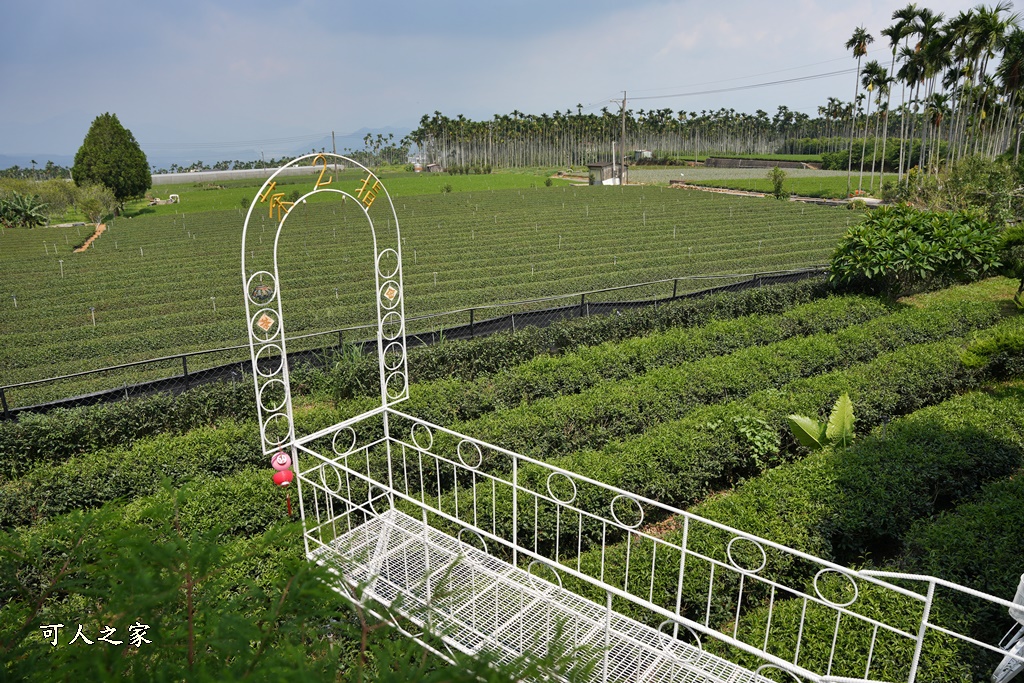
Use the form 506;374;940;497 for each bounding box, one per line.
0;0;998;165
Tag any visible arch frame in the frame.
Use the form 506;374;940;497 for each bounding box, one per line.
241;153;408;457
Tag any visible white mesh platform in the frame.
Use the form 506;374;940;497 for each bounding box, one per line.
310;508;767;683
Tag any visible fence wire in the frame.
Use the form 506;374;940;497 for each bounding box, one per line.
1;268;825;418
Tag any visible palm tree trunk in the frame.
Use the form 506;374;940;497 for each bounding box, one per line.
870;103;883;192
847;56;863;197
897;79;909;179
858;92;874;192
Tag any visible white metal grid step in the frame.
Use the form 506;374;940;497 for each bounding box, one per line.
310;509;768;683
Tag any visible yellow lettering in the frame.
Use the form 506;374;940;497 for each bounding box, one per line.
314;154;332;189
259;181;278;204
267;193;294;221
355;174;382;209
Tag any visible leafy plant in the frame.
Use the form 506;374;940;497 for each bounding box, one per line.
787;392;855;450
999;223;1024;308
767;165;787;199
829;204;1001;299
0;191;48;228
732;414;780;466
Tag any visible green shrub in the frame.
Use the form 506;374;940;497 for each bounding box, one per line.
455;298;1001;464
0;420;264;528
0;381;257;478
768;165;787;199
829;205;1002;299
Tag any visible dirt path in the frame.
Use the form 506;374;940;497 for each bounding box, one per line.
74;223;106;252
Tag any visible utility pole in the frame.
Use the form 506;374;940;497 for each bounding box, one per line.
620;91;627;185
332;130;338;176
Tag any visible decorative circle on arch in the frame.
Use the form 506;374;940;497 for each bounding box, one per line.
258;378;288;414
411;422;434;451
376;248;400;280
813;568;860;608
379;280;401;310
546;472;578;505
254;344;284;378
726;536;768;575
457;527;489;555
610;494;645;529
250;307;280;341
382;341;405;372
246;271;277;305
261;412;291;447
331;426;358;456
384;371;407;401
381;311;404;341
457;440;484;469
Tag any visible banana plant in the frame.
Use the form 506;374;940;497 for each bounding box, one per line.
787;393;855;450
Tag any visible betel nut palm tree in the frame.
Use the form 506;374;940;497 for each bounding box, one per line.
846;26;874;197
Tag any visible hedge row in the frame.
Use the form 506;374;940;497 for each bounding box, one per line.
554;385;1024;680
0;388;377;528
719;392;1024;680
0;381;258;478
404;277;829;383
0;466;295;601
338;293;892;427
0;279;826;470
898;467;1024;669
0;420;260;528
404;316;1024;573
296;277;831;401
445;297;1003;467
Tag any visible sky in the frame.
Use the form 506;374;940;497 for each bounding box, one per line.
0;0;1006;166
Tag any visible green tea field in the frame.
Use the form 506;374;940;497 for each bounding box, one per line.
3;276;1022;680
0;182;852;405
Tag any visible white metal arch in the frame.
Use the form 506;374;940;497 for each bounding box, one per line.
241;153;408;457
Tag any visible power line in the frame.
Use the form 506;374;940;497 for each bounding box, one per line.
626;68;858;102
626;46;888;94
140;133;330;150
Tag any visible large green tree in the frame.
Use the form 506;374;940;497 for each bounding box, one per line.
72;113;151;207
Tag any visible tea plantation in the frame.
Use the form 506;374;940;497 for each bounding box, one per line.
3;274;1023;681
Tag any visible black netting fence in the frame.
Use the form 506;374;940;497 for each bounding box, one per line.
1;267;825;418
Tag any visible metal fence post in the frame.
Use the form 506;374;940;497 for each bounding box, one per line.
182;355;190;390
338;330;343;350
672;279;678;299
469;308;475;338
0;387;9;421
579;293;585;317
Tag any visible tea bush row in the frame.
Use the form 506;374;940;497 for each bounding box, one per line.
0;279;827;466
412;317;1023;564
449;298;1002;466
338;293;890;426
558;387;1024;680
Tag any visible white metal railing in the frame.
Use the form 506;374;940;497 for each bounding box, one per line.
243;155;1023;683
287;407;1024;682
